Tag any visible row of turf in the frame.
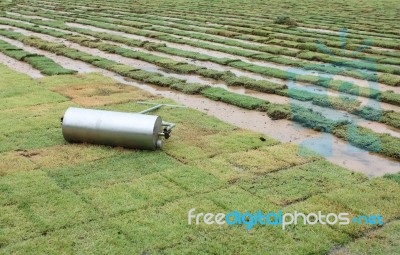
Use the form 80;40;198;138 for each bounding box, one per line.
145;4;400;45
64;0;400;49
145;0;400;34
22;8;400;87
0;38;76;75
14;1;400;60
114;0;400;37
5;12;400;111
1;17;400;131
1;28;399;161
132;10;400;62
60;6;400;68
84;3;400;56
107;10;400;64
12;6;400;85
18;0;400;35
269;0;400;33
225;0;400;35
22;0;400;49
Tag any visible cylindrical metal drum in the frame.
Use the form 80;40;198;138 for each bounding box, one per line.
62;107;163;150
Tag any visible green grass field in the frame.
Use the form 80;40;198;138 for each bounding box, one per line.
0;0;400;254
1;64;399;254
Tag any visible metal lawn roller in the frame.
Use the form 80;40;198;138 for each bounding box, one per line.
61;102;186;150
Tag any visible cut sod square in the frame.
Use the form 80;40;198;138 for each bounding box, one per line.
38;72;116;89
204;186;279;212
239;160;367;206
0;71;40;98
225;149;292;175
263;202;351;254
173;121;229;141
54;82;132;98
322;178;400;221
0;151;36;176
203;129;279;154
21;144;121;170
108;196;224;252
290;195;373;237
53;82;153;106
258;142;321;165
0;205;40;247
331;220;400;255
0;220;137;254
46;151;182;191
158;140;211;162
0;101;75;153
191;152;256;182
160;165;226;194
160;225;286;254
0;84;69;111
0;171;97;231
0;63;68;96
80;173;186;215
164;129;278;162
164;203;349;255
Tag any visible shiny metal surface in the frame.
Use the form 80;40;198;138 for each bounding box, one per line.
62;107;163;150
